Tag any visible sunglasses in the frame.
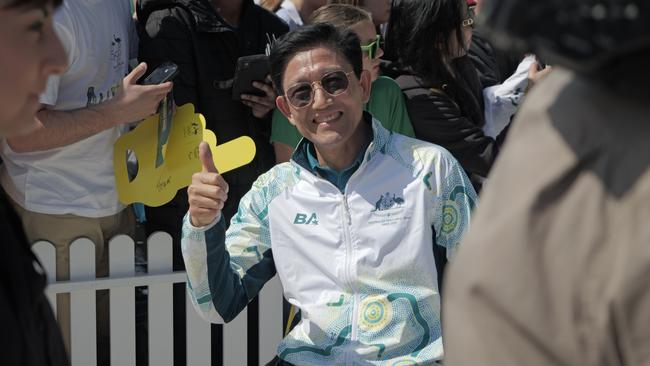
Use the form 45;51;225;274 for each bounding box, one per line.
285;70;355;109
361;35;381;60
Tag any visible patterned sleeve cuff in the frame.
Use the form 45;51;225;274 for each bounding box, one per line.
184;212;222;233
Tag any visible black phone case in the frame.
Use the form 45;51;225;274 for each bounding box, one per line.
231;54;270;101
143;62;179;85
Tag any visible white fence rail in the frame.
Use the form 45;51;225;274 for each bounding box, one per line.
33;233;285;366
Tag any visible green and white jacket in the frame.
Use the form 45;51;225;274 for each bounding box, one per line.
181;116;476;365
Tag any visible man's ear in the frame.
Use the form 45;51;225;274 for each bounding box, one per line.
358;70;372;104
276;95;297;126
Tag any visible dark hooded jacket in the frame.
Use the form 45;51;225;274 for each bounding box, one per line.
136;0;288;244
390;56;508;193
468;28;522;89
0;191;68;366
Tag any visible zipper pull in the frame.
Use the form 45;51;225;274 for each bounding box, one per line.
343;195;352;225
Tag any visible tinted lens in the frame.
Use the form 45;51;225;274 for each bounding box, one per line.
287;83;313;108
285;71;351;108
321;71;349;96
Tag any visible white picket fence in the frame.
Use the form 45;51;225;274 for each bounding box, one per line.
33;232;285;366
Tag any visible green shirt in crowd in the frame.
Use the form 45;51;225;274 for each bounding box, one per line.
271;76;415;148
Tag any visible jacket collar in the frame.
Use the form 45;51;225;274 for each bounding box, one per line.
292;111;393;174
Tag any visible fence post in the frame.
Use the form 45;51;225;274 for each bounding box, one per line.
147;232;174;366
33;241;57;314
109;235;136;366
186;287;212;364
223;303;248;364
258;275;284;365
33;231;288;366
69;238;97;366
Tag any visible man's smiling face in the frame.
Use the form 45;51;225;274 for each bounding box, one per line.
276;46;371;150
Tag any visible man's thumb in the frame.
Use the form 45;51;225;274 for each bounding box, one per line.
199;142;218;173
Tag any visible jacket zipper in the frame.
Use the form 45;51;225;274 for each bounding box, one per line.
342;149;372;351
292;145;374;363
341;193;358;365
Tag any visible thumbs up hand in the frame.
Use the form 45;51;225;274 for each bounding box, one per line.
199;141;218;174
188;142;229;227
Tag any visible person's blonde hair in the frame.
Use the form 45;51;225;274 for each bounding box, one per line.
309;4;372;28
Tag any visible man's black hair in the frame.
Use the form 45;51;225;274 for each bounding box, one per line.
2;0;62;10
269;22;363;96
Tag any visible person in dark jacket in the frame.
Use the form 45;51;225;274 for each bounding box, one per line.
136;1;287;364
465;0;519;89
468;28;522;89
385;0;507;192
0;0;68;364
137;0;288;238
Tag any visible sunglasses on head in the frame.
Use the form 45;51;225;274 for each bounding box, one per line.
284;70;355;109
361;35;381;60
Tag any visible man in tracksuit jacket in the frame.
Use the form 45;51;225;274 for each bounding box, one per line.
181;23;477;365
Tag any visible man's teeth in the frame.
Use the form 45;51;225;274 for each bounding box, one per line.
316;112;340;123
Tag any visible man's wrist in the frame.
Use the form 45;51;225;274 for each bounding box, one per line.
189;213;222;229
92;99;120;126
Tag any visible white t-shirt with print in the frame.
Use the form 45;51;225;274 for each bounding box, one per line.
0;0;136;217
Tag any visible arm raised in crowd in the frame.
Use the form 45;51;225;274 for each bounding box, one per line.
182;142;277;323
7;63;171;153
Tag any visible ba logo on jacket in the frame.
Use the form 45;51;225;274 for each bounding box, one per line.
294;213;319;225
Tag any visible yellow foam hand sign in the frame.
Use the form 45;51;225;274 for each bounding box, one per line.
113;103;256;207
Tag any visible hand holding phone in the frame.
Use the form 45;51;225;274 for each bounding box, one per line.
96;62;173;126
231;55;271;101
240;77;277;118
141;62;179;167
